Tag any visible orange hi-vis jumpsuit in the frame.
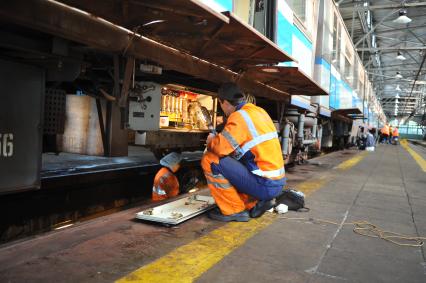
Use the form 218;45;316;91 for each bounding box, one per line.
201;103;286;216
381;125;389;136
152;167;179;201
393;127;399;137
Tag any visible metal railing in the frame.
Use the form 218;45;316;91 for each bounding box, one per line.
397;125;425;139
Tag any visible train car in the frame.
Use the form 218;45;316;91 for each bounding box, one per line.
202;0;385;159
0;0;385;195
0;0;323;194
312;0;386;147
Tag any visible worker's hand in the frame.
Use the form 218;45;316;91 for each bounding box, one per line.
206;133;215;146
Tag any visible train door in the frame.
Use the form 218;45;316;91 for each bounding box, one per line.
0;59;44;194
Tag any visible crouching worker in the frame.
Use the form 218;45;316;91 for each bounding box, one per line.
365;128;376;151
152;152;182;201
202;82;286;222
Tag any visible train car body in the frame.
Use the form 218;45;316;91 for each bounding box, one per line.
0;0;385;194
201;0;383;159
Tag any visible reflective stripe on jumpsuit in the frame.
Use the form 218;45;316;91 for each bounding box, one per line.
202;102;286;216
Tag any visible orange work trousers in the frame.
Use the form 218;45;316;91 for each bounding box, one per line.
201;151;257;215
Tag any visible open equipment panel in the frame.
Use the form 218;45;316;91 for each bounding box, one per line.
136;194;216;225
128;82;217;156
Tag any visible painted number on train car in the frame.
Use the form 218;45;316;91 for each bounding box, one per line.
0;133;14;157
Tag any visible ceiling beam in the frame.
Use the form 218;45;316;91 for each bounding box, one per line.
340;2;426;11
369;62;419;68
357;46;426;52
354;9;401;48
374;24;426;35
409;30;426;45
370;69;424;72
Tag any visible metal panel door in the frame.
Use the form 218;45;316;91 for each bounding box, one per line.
0;59;44;193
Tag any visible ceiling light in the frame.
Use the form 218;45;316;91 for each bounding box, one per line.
142;20;166;27
395;72;403;79
395;99;399;104
395;93;400;98
396;51;406;60
261;67;280;73
393;9;412;24
395;85;401;91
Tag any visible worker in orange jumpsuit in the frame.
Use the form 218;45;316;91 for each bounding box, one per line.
201;82;286;222
392;127;399;144
152;152;182;201
388;125;393;144
380;124;389;144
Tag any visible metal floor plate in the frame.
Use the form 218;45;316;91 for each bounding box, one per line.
136;195;216;225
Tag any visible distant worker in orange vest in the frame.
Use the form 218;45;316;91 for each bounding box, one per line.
380;124;389;144
201;82;286;222
388;125;393;144
152;152;182;201
392;127;399;144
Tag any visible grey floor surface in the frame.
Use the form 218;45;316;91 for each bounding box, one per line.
197;144;426;283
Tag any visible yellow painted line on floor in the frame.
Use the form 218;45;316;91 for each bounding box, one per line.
301;152;366;196
334;151;368;171
116;151;366;283
297;175;330;197
400;140;426;172
117;216;275;283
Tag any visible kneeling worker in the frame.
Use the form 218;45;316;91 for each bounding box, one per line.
202;82;286;222
152;152;182;201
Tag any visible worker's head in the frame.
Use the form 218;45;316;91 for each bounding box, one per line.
217;82;246;116
160;152;182;173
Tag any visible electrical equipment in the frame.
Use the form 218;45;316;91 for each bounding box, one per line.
128;82;162;131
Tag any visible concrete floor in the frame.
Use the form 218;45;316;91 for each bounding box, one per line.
1;144;425;283
197;143;426;283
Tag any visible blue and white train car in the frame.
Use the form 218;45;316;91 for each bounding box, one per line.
201;0;385;158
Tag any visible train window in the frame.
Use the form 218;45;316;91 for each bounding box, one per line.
332;12;342;69
233;0;252;25
285;0;306;22
286;0;315;35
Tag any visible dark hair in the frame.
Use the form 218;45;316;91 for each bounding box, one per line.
226;97;245;107
218;82;245;105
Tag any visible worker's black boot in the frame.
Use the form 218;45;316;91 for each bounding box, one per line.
249;199;275;218
208;208;249;222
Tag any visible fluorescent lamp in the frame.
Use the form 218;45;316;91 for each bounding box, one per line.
261;67;280;73
142;20;166;27
395;72;403;79
393;10;412;24
395;93;400;98
396;51;406;60
395;85;401;91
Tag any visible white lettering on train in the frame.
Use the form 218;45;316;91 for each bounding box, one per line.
0;133;14;157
